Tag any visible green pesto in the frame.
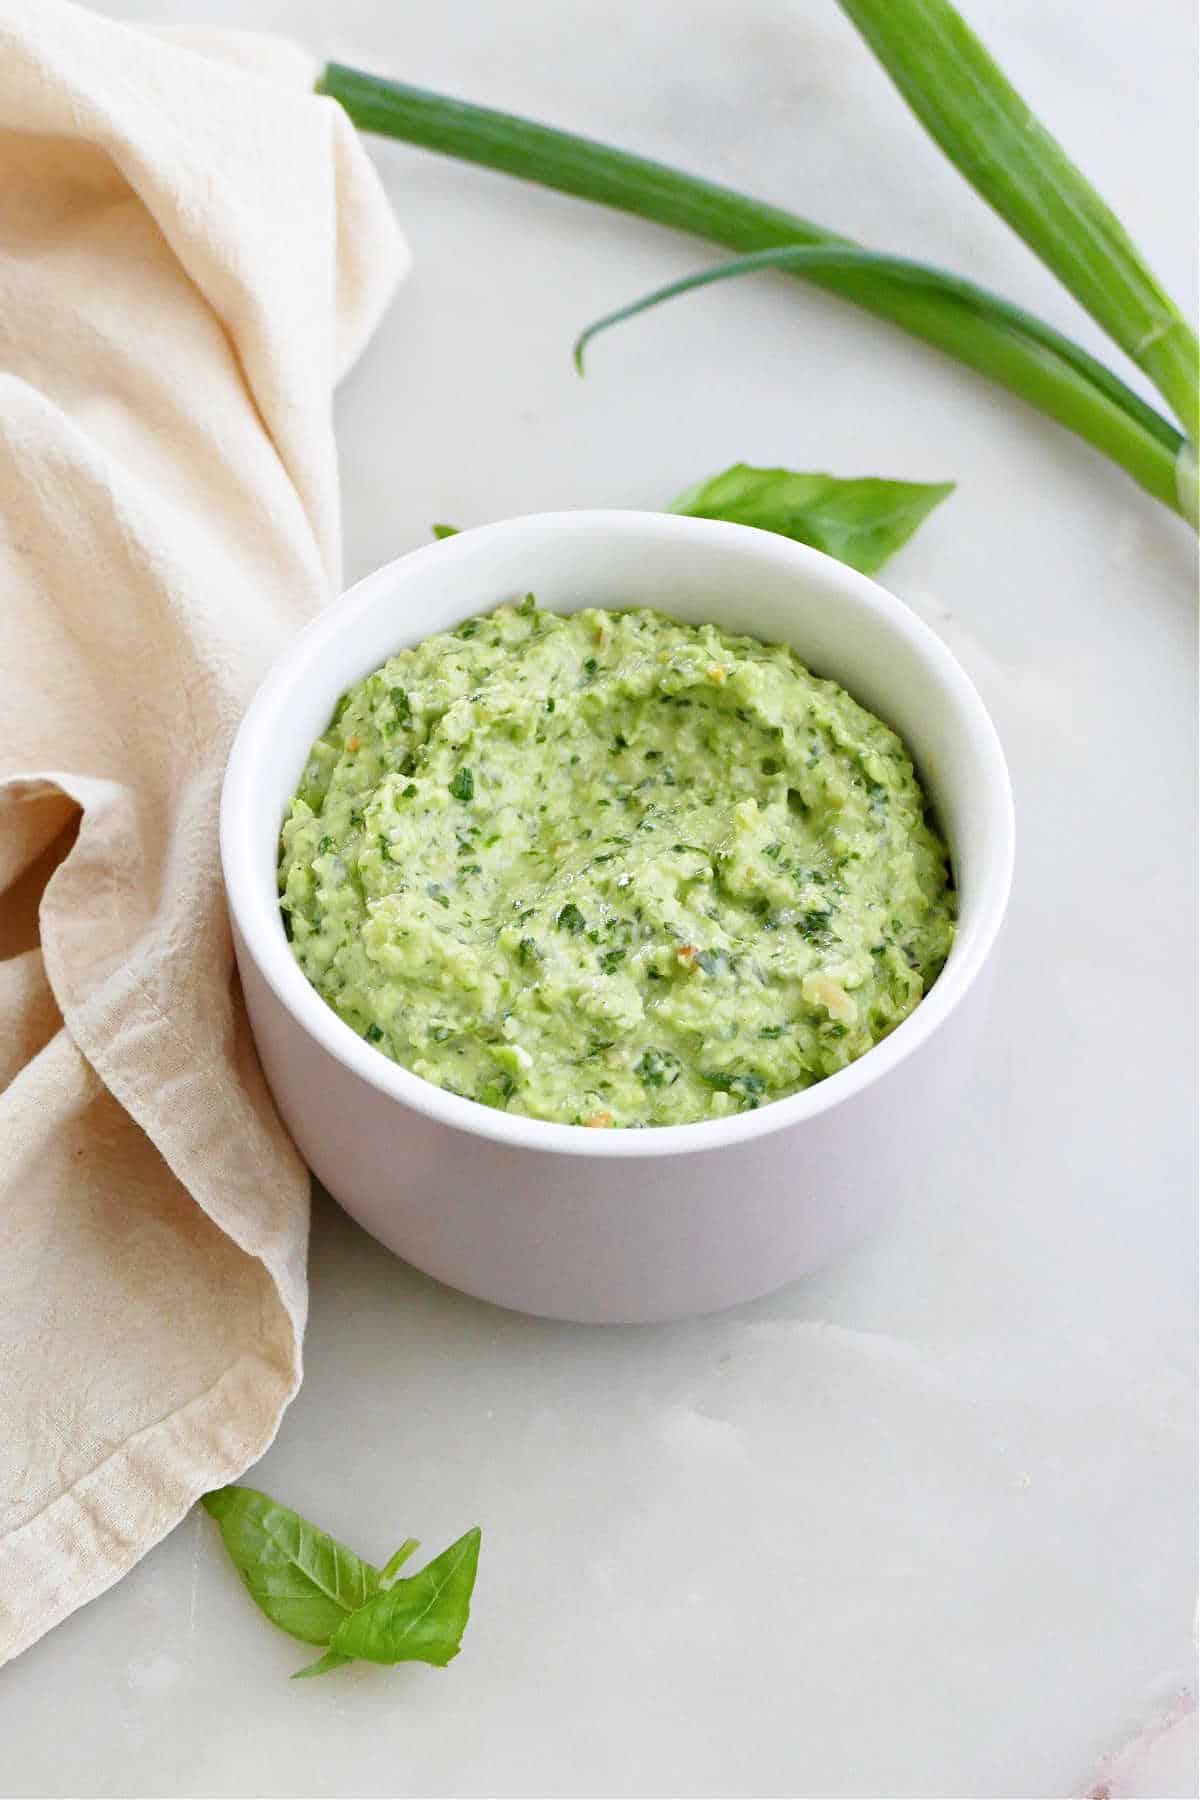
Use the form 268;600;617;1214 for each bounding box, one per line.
279;601;955;1128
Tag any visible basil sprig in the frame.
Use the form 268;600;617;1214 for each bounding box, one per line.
433;461;954;576
665;463;954;575
203;1486;481;1681
326;1530;482;1669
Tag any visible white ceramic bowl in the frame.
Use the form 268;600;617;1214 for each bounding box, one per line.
221;512;1014;1323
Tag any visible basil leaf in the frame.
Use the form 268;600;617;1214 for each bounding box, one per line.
431;461;950;580
330;1527;482;1668
666;463;954;574
432;523;459;539
291;1649;355;1680
202;1486;381;1647
380;1538;421;1583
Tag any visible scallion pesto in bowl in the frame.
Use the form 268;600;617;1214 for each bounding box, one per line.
279;599;955;1127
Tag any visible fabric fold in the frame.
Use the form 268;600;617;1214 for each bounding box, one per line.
0;0;405;1663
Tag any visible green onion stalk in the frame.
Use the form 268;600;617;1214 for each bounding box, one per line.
836;0;1199;444
317;60;1197;528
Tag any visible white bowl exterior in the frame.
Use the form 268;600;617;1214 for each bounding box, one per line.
236;922;993;1321
222;513;1013;1322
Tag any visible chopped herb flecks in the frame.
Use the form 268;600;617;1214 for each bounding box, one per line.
638;1047;682;1088
279;603;954;1129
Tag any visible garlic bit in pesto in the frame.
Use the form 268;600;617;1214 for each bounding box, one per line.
279;599;955;1128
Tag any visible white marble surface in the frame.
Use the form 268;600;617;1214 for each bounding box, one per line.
4;2;1197;1795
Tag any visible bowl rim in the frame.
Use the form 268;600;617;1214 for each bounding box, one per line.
221;510;1014;1161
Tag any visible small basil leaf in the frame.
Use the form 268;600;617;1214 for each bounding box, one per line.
202;1486;381;1647
291;1649;354;1680
667;464;954;574
330;1527;482;1668
432;523;460;539
380;1538;421;1584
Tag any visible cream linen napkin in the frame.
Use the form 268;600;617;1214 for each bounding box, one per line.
0;0;405;1663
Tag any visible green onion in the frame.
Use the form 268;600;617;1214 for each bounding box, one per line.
318;63;1195;524
836;0;1199;441
318;64;838;255
574;245;1189;519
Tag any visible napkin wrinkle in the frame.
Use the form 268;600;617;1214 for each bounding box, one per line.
0;0;404;1665
0;4;405;575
